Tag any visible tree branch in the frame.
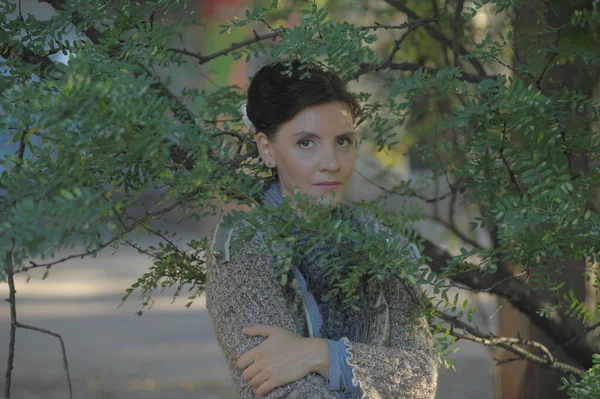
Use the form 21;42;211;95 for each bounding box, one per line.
383;0;487;77
424;213;482;250
166;32;280;64
4;129;73;399
171;18;435;74
384;20;426;65
535;0;561;90
1;40;64;80
452;0;465;67
17;188;201;273
499;123;523;196
360;17;437;31
353;168;462;204
38;0;278;173
440;313;584;375
449;271;529;293
423;239;596;369
430;0;452;66
552;319;600;350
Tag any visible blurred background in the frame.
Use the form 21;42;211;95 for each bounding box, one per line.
3;0;585;398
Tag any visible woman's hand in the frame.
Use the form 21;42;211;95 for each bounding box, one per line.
236;324;328;397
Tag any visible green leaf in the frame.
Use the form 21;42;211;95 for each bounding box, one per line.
60;189;74;200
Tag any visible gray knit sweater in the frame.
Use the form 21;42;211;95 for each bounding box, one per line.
205;214;438;398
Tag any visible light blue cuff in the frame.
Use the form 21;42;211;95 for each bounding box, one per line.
409;243;421;259
325;339;360;393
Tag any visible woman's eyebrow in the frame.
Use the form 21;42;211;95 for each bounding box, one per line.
292;130;355;138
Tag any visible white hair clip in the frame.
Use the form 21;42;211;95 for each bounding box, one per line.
240;103;256;133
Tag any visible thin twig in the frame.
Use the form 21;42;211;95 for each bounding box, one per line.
495;356;524;366
553;320;600;349
535;0;561;90
5;129;73;398
431;0;452;66
451;0;464;67
385;21;423;65
4;129;28;399
354;168;460;204
433;178;441;218
15;323;72;398
354;166;479;248
354;61;490;83
513;10;524;66
489;273;530;320
149;9;155;31
586;320;600;334
166;32;280;64
449;271;529;293
97;190;188;261
560;131;576;180
383;0;487;77
259;19;284;40
209;131;251;142
494;57;517;73
449;190;458;228
499;123;523;197
15;129;26;161
17;188;201;273
433;145;458;227
4;243;17;399
424;213;482;249
360;17;437;31
123;240;162;261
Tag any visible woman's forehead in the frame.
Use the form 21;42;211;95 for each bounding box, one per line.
278;102;354;137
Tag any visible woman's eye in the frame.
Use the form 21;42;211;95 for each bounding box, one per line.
297;137;353;148
298;139;315;148
338;137;353;146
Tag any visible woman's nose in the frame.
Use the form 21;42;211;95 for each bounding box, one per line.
318;146;340;171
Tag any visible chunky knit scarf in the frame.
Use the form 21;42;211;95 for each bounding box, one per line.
261;180;388;343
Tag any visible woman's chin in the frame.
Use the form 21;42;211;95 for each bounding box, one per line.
312;192;344;207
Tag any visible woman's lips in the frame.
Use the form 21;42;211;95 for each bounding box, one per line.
315;183;341;191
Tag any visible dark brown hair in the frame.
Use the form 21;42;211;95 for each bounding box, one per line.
246;61;361;141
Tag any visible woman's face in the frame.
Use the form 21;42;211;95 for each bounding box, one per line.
256;101;356;207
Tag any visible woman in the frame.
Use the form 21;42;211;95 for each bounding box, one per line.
205;61;438;398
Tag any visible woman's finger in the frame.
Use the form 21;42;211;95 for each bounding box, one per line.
242;324;278;337
250;369;270;390
242;362;261;381
236;347;256;370
256;377;278;397
235;347;257;370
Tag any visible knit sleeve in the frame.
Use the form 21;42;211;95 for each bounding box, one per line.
205;221;341;399
339;274;438;399
335;231;437;399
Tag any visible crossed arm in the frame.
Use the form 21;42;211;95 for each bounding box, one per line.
205;222;438;398
205;224;341;398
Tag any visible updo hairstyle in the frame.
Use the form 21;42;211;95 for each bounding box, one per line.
246;60;361;142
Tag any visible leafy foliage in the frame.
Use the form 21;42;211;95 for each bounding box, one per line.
560;354;600;399
1;0;600;397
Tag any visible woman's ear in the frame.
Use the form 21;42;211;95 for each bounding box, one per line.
255;132;276;168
